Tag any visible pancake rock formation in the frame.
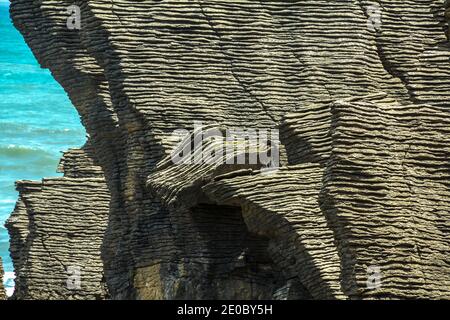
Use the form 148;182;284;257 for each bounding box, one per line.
0;258;6;300
7;0;450;299
7;145;109;299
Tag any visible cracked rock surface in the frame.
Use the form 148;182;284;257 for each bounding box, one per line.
7;145;109;299
7;0;450;299
0;258;6;300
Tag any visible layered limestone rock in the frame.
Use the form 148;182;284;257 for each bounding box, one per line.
6;145;109;299
0;258;6;300
205;96;450;299
7;0;450;299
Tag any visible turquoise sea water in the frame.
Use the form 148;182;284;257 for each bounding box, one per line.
0;1;86;294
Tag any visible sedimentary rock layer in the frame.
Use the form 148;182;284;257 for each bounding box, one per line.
205;96;450;299
6;146;109;299
8;0;450;299
0;258;6;300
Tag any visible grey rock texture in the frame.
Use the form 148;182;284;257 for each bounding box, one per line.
7;0;450;299
6;145;109;299
0;258;6;300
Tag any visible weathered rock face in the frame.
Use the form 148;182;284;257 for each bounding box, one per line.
7;145;109;299
0;258;6;300
7;0;450;299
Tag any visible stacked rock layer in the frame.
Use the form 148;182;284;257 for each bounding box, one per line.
6;0;450;299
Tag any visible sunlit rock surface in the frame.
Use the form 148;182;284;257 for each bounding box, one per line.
7;0;450;299
0;258;6;300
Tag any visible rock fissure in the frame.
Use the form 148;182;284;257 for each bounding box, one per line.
6;0;450;300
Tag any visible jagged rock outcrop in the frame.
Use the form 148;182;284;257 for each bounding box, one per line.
205;95;450;299
7;0;450;299
7;145;109;299
0;258;6;300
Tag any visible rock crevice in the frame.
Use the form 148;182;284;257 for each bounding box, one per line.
7;0;450;299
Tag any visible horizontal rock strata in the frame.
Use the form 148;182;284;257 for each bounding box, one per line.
0;258;6;300
205;96;450;299
6;146;109;299
7;0;450;299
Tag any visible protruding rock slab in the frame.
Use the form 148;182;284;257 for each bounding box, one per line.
6;146;110;300
7;0;450;300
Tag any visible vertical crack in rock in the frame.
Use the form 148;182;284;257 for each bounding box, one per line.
197;1;277;124
6;146;110;299
6;0;450;299
357;0;419;104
